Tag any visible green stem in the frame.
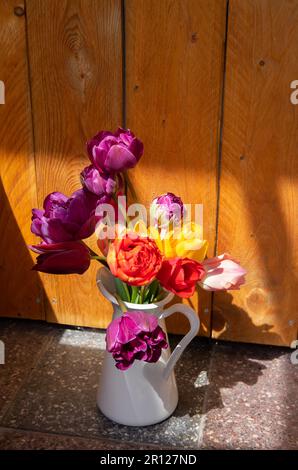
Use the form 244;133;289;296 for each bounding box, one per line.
90;255;109;268
82;242;109;268
114;293;127;313
86;246;101;258
148;279;159;303
155;289;166;302
131;286;139;304
112;193;127;227
140;285;146;304
124;171;138;201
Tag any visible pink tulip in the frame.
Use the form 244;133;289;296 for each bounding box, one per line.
199;254;246;291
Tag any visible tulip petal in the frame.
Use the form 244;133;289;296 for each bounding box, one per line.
128;137;144;160
199;254;247;291
106;145;137;172
30;241;91;275
106;317;121;351
125;311;158;333
105;311;168;370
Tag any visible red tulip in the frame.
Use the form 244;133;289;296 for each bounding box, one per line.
30;242;91;275
157;257;205;298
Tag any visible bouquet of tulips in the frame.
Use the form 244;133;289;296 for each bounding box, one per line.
29;128;246;370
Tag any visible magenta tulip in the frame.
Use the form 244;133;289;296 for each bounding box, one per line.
80;164;123;196
30;242;91;274
106;311;168;370
152;192;185;227
199;254;247;291
31;188;106;244
87;128;143;174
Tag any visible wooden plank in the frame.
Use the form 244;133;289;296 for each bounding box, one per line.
214;0;298;346
27;0;122;327
125;0;227;335
0;0;43;319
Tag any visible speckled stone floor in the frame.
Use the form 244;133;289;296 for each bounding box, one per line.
0;318;297;450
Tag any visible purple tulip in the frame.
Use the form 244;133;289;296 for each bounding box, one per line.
80;164;123;196
151;192;185;227
31;188;105;244
106;311;168;370
87;128;143;174
29;241;91;274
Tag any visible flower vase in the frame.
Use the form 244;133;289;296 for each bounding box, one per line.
96;267;200;426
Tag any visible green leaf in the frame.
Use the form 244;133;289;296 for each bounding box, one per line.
143;286;151;302
126;283;132;299
130;286;139;303
148;280;159;303
114;278;130;302
155;289;167;302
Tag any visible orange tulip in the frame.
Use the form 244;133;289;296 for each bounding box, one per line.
107;234;163;286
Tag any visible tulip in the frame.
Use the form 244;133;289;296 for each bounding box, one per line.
31;188;105;244
157;257;205;298
199;253;247;291
151;192;185;228
87;128;143;174
107;234;163;286
80;164;123;197
80;165;116;195
29;242;91;274
137;222;208;263
106;311;168;370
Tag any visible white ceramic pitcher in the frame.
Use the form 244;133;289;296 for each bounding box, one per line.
96;267;200;426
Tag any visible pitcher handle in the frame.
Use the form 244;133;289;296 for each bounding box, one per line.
159;304;200;380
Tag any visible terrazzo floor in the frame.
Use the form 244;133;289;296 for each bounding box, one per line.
0;318;297;450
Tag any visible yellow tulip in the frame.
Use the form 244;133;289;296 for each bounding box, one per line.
133;221;208;262
173;223;208;262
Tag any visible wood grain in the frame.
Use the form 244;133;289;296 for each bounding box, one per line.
214;0;298;346
0;0;44;319
26;0;123;327
125;0;227;335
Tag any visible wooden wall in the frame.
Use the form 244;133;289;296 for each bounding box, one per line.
26;0;122;328
125;0;227;336
214;0;298;346
0;0;43;320
0;0;297;346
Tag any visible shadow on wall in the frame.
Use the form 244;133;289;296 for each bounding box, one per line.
0;176;52;321
212;292;284;347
